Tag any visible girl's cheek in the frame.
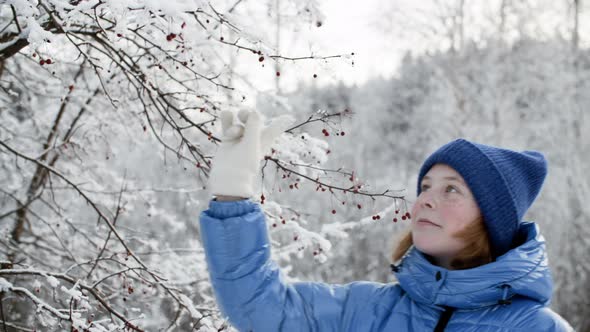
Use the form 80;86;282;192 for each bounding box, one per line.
439;205;468;223
442;196;464;206
410;203;419;216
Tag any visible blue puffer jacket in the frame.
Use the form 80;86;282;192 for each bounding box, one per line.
199;199;574;331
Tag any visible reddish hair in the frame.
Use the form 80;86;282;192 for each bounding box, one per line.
391;217;492;270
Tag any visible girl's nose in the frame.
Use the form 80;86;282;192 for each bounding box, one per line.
420;191;436;209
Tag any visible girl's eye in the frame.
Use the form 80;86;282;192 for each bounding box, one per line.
420;184;430;191
446;185;458;193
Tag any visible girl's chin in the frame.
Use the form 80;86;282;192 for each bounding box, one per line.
412;234;449;255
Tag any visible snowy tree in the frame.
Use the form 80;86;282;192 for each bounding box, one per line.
0;1;395;331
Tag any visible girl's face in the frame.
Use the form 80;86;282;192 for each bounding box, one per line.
410;164;482;268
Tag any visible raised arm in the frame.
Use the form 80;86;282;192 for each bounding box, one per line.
200;199;384;331
200;110;394;331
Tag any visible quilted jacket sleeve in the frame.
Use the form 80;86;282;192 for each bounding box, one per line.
199;199;381;332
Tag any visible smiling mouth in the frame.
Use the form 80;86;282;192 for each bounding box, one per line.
416;218;441;227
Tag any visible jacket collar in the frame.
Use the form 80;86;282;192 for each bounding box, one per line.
393;222;553;309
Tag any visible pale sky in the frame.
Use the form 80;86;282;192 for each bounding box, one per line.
228;0;586;100
306;0;405;86
230;0;412;97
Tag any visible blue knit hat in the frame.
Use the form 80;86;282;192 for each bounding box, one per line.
417;138;548;257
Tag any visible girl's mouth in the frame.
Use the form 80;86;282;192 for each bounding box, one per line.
416;218;441;227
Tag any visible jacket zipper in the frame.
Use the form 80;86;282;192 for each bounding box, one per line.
433;306;454;332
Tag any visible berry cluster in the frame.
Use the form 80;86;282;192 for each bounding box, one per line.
313;247;323;256
166;33;177;41
322;128;346;137
392;210;411;223
271;215;288;228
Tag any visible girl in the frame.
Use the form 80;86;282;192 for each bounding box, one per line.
199;110;573;331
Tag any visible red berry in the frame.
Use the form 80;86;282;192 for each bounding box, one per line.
401;216;407;220
220;36;224;41
258;56;264;62
395;210;399;214
40;59;45;65
69;85;74;92
294;236;298;241
357;204;362;209
341;131;345;136
45;59;52;64
276;71;280;76
393;218;398;223
117;33;123;37
272;223;277;227
331;209;336;214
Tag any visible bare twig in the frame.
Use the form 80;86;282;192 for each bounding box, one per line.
10;5;21;34
0;269;144;331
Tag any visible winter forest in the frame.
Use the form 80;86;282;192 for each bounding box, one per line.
1;0;589;331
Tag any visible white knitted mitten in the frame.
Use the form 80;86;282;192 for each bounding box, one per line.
207;109;294;198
